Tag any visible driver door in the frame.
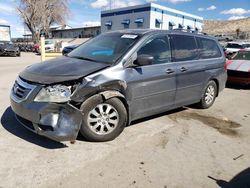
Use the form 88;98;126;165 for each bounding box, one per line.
125;34;177;121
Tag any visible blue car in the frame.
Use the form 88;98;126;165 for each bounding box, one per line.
62;44;79;55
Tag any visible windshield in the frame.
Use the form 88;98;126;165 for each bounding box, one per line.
233;51;250;60
226;43;243;49
45;41;53;45
68;33;140;64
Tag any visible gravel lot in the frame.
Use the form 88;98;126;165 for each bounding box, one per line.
0;53;250;188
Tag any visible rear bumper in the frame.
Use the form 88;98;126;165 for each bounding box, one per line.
227;70;250;85
227;76;250;85
10;88;82;142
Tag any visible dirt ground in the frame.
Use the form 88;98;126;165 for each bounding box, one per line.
0;53;250;188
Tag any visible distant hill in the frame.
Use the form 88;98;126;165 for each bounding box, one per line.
203;17;250;35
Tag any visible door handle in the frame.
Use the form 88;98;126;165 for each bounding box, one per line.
180;67;188;72
165;69;175;74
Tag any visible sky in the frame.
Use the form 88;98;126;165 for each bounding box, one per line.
0;0;250;37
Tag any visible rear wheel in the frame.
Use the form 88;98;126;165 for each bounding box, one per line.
197;80;217;109
80;95;127;142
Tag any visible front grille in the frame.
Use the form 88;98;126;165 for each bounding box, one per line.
13;81;31;99
12;77;36;101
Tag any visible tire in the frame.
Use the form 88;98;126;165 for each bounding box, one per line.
12;52;17;57
197;80;217;109
80;95;127;142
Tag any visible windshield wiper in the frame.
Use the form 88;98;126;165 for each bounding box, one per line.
70;56;111;64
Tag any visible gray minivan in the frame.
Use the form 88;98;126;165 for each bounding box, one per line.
10;29;227;142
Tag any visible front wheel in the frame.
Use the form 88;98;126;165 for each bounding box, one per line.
197;80;217;109
80;95;127;142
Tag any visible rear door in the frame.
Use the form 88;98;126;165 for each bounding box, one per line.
170;34;205;106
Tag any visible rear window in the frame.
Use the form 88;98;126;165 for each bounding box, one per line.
171;35;198;62
197;37;222;59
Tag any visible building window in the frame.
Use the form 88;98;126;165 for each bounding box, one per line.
187;25;193;32
135;18;144;28
105;21;112;30
169;22;176;30
155;19;162;28
121;19;130;29
178;24;184;29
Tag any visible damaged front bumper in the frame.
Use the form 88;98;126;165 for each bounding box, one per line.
10;79;82;142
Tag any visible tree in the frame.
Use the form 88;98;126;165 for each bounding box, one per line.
236;28;240;38
17;0;69;43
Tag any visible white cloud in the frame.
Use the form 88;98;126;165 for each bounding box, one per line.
207;5;216;11
198;8;204;12
91;0;109;9
146;0;157;2
228;16;246;20
221;8;250;15
82;21;101;26
91;0;142;9
0;19;8;24
0;2;14;15
166;0;191;3
198;5;216;12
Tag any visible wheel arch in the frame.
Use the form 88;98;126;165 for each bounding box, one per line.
80;90;130;125
210;78;219;97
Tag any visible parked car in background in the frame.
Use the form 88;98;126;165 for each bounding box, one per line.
225;42;250;54
226;49;250;85
0;41;20;57
32;44;40;53
18;44;33;52
62;44;79;56
44;39;55;52
214;34;233;42
10;29;227;143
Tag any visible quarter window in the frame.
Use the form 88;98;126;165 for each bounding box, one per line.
137;36;171;64
197;37;222;59
171;35;198;62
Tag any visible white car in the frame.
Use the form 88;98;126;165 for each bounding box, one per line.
225;42;250;54
44;40;55;52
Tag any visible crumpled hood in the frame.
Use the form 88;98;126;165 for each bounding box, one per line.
19;56;109;84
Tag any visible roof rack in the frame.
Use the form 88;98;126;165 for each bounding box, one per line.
173;28;208;35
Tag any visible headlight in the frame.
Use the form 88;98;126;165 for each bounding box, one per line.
34;85;71;103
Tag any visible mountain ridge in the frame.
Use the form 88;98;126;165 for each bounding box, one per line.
203;17;250;35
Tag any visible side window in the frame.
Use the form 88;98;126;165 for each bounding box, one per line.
137;36;171;64
171;35;198;62
197;37;222;59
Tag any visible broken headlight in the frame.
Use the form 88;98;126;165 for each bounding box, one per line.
34;85;72;103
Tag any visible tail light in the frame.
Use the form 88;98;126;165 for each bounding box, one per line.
225;59;233;71
224;60;227;71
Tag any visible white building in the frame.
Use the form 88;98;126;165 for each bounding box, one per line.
101;3;203;33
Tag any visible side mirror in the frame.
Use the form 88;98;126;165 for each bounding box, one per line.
134;54;154;66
